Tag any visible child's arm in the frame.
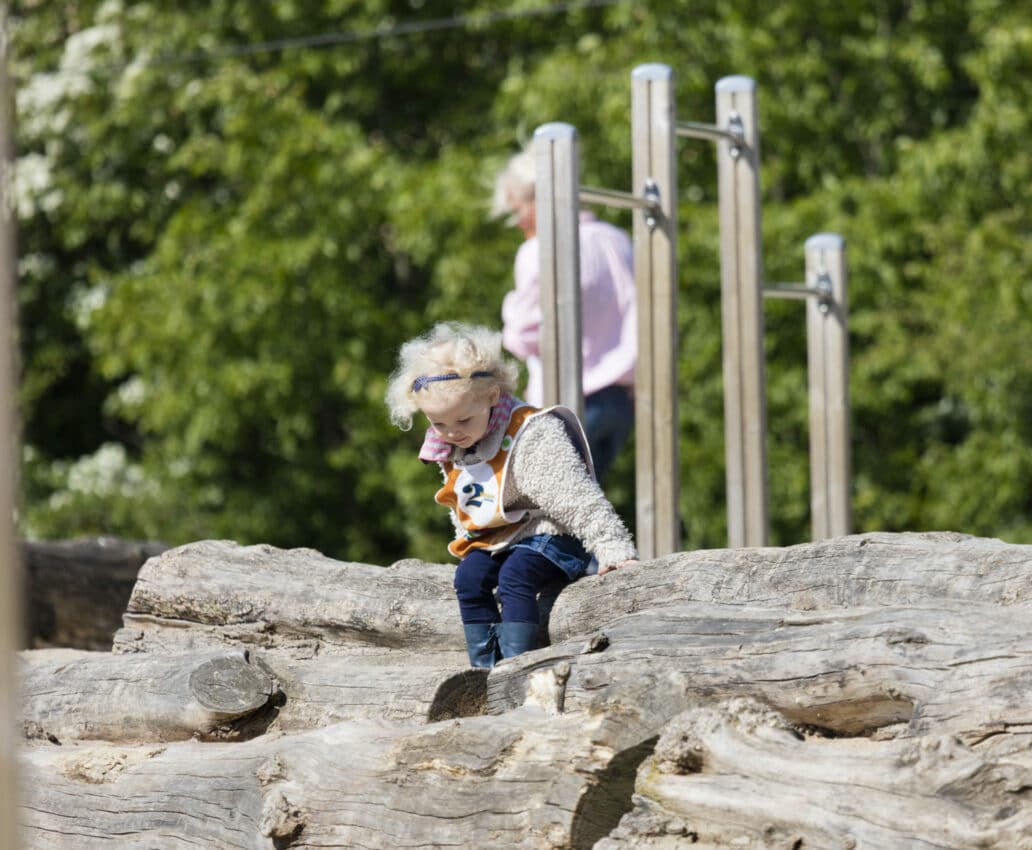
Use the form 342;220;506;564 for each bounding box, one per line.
507;414;638;570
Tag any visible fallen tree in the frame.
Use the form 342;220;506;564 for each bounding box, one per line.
487;598;1032;742
596;698;1032;850
546;531;1032;643
17;531;1032;848
111;541;462;656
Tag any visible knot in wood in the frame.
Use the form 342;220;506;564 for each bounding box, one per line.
653;722;705;775
259;787;305;840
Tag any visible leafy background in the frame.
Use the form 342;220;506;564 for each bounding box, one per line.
10;0;1032;563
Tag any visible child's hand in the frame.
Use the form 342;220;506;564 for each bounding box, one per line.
599;558;638;575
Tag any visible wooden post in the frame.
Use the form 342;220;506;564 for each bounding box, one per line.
805;234;851;540
533;123;584;421
0;12;22;848
631;64;679;559
715;75;768;548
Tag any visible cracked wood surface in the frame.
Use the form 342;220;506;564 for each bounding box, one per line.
111;542;461;656
547;531;1032;643
596;698;1032;850
20;704;646;850
487;598;1032;743
20;648;275;744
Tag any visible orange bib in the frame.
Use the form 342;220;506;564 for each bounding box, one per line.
435;404;592;558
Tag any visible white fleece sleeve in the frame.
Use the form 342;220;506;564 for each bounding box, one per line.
507;414;638;568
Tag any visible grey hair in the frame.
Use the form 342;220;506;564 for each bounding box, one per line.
490;146;536;222
385;322;520;430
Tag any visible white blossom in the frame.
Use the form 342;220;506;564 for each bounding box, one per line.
13;153;63;219
116;376;148;409
57;443;155;501
16;22;122;137
71;284;110;330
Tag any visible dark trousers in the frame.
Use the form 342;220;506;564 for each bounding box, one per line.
584;384;633;481
453;546;569;624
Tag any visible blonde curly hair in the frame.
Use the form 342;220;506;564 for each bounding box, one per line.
385;322;520;431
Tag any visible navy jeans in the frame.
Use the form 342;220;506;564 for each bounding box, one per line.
454;534;592;624
584;385;633;481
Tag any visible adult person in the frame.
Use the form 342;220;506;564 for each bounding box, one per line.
492;147;637;482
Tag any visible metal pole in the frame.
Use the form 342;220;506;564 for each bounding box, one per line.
0;10;22;846
805;233;851;539
631;63;679;559
533;123;584;421
715;75;768;547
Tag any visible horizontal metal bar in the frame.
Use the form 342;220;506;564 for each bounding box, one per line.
763;283;821;300
676;120;744;145
578;185;657;211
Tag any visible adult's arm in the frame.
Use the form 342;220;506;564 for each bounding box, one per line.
501;238;541;359
578;221;637;387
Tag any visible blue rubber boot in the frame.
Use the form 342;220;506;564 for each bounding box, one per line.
463;623;499;669
495;621;541;660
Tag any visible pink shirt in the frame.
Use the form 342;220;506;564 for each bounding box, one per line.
501;212;637;406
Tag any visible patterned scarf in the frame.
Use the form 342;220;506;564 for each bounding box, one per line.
418;392;521;462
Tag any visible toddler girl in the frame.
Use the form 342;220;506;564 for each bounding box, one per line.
386;322;637;667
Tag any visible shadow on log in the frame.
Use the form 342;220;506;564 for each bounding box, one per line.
22;537;168;650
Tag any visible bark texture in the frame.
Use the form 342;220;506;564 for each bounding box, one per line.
18;531;1032;849
595;698;1032;850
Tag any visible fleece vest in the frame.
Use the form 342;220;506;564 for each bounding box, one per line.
435;403;592;559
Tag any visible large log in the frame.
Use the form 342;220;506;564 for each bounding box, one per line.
21;644;477;739
22;537;168;650
487;599;1032;743
596;698;1032;850
18;532;1032;848
112;542;462;656
110;533;1032;659
19;703;655;850
547;531;1032;643
20;648;276;743
21;681;1032;849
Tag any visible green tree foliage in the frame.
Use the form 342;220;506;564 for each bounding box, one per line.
11;0;1032;560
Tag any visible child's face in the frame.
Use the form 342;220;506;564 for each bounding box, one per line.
419;387;500;449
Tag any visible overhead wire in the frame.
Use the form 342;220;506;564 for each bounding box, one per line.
25;0;629;80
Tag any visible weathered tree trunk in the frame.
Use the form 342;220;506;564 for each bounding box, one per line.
22;537;168;650
19;704;652;850
487;598;1032;743
596;698;1032;850
20;648;276;743
17;531;1032;849
547;531;1032;643
112;541;462;656
20;645;476;738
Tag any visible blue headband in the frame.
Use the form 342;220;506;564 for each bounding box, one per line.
412;370;494;393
